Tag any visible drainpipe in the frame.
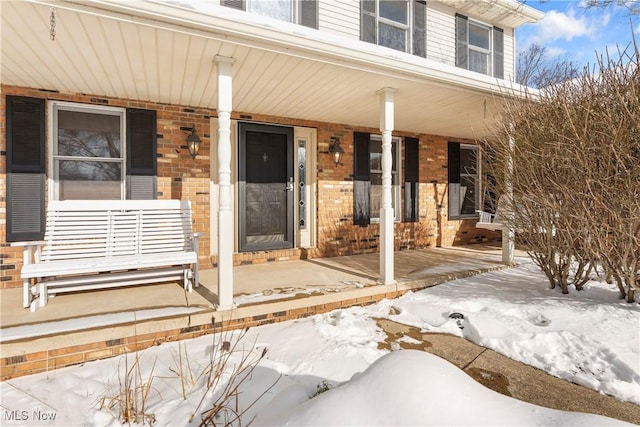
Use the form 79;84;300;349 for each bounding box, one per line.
378;87;397;285
216;55;236;310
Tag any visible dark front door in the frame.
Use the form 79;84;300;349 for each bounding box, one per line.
239;123;294;251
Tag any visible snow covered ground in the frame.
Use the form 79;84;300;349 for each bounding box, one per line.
1;263;638;426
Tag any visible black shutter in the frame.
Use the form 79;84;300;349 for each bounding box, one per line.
448;142;461;218
300;0;318;29
448;142;461;184
221;0;244;10
493;27;504;79
361;0;376;43
353;132;371;226
126;108;157;200
6;96;46;242
413;0;426;58
404;137;419;222
455;14;468;69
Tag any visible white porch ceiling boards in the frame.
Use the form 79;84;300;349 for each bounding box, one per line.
1;0;530;139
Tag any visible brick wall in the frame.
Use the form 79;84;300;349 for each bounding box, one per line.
315;126;499;257
1;85;214;288
1;85;499;289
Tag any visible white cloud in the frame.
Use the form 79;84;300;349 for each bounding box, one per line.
534;9;592;43
545;46;568;59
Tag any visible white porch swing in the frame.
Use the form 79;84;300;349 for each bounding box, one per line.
476;195;508;231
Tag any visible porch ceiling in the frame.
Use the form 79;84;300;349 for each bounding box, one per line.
1;0;524;139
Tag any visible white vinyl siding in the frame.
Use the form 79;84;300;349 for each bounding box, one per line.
426;2;455;65
319;0;360;38
503;27;515;81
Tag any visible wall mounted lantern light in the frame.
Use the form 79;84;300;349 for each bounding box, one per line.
329;136;344;165
184;125;201;160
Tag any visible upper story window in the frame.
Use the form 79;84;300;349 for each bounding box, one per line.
456;14;504;79
360;0;426;58
222;0;318;29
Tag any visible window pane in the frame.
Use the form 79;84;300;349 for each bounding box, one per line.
59;160;122;200
370;139;382;171
460;175;477;215
379;22;406;52
369;139;400;219
362;13;376;43
460;148;477;174
298;140;306;229
370;173;382;217
379;0;407;24
58;111;121;158
469;22;490;49
249;0;292;22
362;0;375;13
469;50;489;74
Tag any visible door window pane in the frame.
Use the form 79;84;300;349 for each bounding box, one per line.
298;140;307;229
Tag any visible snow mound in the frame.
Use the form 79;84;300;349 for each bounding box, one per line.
254;350;631;426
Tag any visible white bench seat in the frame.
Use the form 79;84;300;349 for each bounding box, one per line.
12;199;199;311
21;252;197;278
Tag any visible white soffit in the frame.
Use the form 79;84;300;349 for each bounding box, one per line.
0;0;530;139
435;0;545;27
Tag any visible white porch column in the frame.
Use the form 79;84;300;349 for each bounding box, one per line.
502;129;515;264
216;55;235;309
378;87;397;285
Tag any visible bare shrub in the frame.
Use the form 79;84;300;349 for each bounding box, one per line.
99;351;159;425
484;40;639;301
190;322;278;426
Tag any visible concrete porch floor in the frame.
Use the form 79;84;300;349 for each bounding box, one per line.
0;244;530;378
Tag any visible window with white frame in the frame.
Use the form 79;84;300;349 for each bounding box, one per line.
221;0;318;29
456;14;504;79
51;102;125;200
361;0;426;58
353;132;402;225
448;142;479;219
369;135;401;221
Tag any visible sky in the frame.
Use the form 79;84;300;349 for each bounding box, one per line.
517;1;639;68
1;261;638;426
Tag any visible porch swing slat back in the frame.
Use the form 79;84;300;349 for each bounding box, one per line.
13;199;199;310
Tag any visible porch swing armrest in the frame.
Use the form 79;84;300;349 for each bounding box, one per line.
476;210;494;223
10;241;46;265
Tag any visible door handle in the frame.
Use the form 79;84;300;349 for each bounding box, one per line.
285;177;294;192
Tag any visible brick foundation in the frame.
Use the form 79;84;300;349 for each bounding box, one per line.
0;289;409;380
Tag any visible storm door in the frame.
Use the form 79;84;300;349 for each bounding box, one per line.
239;123;294;251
